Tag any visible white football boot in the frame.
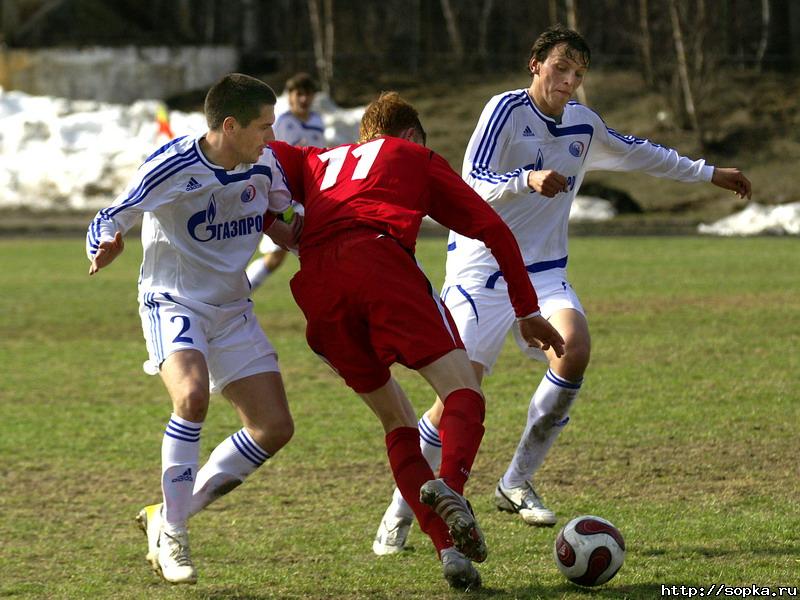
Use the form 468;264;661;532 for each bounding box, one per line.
440;547;481;590
494;479;557;526
372;504;413;555
135;503;163;572
157;528;197;584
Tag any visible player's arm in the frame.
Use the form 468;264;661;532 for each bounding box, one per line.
428;153;565;356
462;95;538;205
86;164;178;275
262;141;307;235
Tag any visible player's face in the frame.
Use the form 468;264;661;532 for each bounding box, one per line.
234;104;275;164
288;89;314;120
529;43;588;116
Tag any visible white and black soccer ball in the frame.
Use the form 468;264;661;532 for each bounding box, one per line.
553;515;625;587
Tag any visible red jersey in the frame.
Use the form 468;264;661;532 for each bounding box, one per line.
269;137;539;317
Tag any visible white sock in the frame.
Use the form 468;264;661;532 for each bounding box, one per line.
161;413;203;534
390;414;442;521
246;259;271;289
502;369;582;489
189;428;270;517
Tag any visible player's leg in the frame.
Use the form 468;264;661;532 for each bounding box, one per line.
498;305;590;526
154;348;210;584
373;278;508;555
360;378;480;589
189;299;291;515
189;371;293;516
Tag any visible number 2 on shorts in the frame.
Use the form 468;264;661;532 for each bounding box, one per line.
170;315;194;344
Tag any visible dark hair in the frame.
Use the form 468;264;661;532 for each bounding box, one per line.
359;91;426;144
204;73;277;130
285;72;318;93
528;24;591;73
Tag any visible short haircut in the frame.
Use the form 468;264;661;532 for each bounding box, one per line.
204;73;277;130
528;24;591;72
359;91;426;144
285;72;318;93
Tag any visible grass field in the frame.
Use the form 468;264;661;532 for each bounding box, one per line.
1;235;798;600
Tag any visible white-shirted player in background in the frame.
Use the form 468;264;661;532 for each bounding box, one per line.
372;24;752;554
87;73;299;584
245;72;324;289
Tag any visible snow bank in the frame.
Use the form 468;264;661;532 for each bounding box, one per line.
0;88;362;211
698;202;800;236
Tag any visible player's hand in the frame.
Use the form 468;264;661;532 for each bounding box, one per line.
527;170;569;198
89;232;124;275
518;314;566;358
711;167;752;200
265;217;300;252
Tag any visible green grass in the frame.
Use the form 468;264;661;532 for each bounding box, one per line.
0;235;798;599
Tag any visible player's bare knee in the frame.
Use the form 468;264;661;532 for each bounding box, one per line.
172;388;210;422
250;416;294;455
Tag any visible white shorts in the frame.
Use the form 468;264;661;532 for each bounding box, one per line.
441;267;584;374
138;292;279;394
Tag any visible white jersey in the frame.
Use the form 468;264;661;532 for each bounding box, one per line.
446;89;714;288
86;134;292;305
273;111;325;147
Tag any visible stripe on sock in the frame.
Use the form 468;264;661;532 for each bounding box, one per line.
545;368;583;390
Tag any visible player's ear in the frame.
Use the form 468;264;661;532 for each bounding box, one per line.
529;57;539;76
222;115;238;133
397;127;415;141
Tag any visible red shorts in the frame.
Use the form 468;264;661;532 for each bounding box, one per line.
290;231;464;393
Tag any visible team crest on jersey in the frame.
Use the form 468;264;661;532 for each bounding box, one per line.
535;149;544;170
241;184;256;203
188;194;263;242
569;141;585;157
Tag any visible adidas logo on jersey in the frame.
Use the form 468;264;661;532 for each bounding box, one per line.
171;468;194;483
185;177;202;191
522;126;535;137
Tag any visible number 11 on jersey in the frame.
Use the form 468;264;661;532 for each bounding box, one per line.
317;138;385;190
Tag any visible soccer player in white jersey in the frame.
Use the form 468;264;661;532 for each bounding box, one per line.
372;24;752;554
246;72;324;289
86;73;299;584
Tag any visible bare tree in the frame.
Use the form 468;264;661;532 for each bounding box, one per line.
756;0;770;71
564;0;588;105
638;0;654;86
308;0;335;95
440;0;464;61
477;0;494;66
667;0;701;139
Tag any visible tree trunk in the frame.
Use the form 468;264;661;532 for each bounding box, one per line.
477;0;494;66
668;0;702;139
440;0;464;61
638;0;654;87
308;0;334;96
548;0;558;24
756;0;770;71
564;0;588;105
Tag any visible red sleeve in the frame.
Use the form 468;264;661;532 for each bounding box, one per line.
426;152;539;317
268;141;306;204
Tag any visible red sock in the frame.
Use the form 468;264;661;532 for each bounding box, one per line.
386;427;452;554
438;388;485;494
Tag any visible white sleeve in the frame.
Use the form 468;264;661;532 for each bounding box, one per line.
462;95;532;204
587;116;714;183
85;163;179;259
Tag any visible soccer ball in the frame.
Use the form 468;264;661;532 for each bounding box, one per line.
553;515;625;587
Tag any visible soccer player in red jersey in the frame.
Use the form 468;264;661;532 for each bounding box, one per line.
269;92;565;590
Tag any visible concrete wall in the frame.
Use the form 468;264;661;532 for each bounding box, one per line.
0;46;239;102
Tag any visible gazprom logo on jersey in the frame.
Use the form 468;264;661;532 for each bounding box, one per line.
188;195;263;242
569;141;585;157
241;184;256;203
